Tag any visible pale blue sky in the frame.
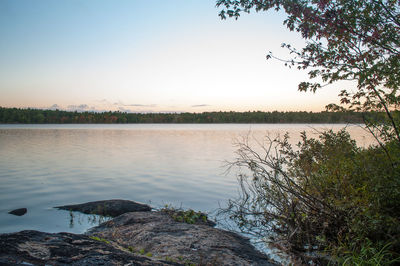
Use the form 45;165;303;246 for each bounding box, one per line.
0;0;343;113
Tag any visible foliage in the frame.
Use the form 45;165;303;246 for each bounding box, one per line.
222;129;400;264
161;206;209;225
217;0;400;144
0;107;367;124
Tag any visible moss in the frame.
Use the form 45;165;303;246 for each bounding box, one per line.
127;246;136;253
89;236;110;244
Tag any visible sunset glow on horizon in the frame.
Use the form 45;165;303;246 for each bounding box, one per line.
0;0;348;113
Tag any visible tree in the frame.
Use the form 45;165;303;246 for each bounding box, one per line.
217;0;400;144
216;0;400;263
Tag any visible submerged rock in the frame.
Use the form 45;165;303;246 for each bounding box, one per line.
8;208;27;216
0;230;177;265
88;211;275;265
55;199;151;217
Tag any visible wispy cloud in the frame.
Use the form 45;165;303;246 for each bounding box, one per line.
43;101;161;113
98;99;110;103
124;104;157;107
117;106;134;113
65;104;99;112
159;110;183;113
191;104;211;108
49;104;60;110
44;104;94;112
112;101;157;108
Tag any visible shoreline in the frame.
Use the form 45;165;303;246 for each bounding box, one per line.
1;199;277;265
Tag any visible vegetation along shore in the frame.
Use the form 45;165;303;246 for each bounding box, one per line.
0;106;389;124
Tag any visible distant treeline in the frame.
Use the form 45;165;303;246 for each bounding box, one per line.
0;107;370;124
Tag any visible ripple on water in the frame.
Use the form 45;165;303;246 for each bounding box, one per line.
0;124;376;234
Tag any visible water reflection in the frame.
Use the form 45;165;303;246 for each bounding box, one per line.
0;124;375;233
67;210;112;229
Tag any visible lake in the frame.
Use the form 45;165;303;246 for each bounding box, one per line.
0;124;375;234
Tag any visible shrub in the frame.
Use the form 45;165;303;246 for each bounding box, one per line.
222;129;400;264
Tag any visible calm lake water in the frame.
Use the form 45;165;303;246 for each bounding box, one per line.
0;124;375;234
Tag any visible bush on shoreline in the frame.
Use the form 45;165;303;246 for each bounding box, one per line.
222;129;400;264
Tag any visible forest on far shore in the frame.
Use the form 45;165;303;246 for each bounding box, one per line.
0;106;378;124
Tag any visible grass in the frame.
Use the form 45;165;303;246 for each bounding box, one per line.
339;241;400;266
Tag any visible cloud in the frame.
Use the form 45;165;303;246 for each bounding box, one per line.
124;104;157;107
95;99;115;107
67;104;88;109
159;110;183;113
66;104;92;112
112;101;157;108
118;107;134;113
43;101;161;113
191;104;211;108
97;99;111;103
49;104;60;110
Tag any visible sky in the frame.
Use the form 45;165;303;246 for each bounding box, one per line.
0;0;345;113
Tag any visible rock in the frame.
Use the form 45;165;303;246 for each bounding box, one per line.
0;230;178;265
2;200;276;265
55;199;151;217
8;208;27;216
88;211;276;266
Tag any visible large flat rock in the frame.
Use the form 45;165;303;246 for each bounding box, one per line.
2;200;276;265
55;199;152;217
0;230;177;265
88;211;275;266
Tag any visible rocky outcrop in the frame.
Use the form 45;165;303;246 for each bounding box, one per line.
88;211;275;265
55;199;152;217
2;200;276;265
0;230;177;265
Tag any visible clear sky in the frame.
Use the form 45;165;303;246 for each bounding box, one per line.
0;0;344;113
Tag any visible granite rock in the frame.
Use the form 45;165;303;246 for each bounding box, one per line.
0;230;177;266
88;211;276;266
55;199;151;217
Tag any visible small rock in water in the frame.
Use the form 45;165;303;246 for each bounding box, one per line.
8;208;27;216
55;199;152;217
